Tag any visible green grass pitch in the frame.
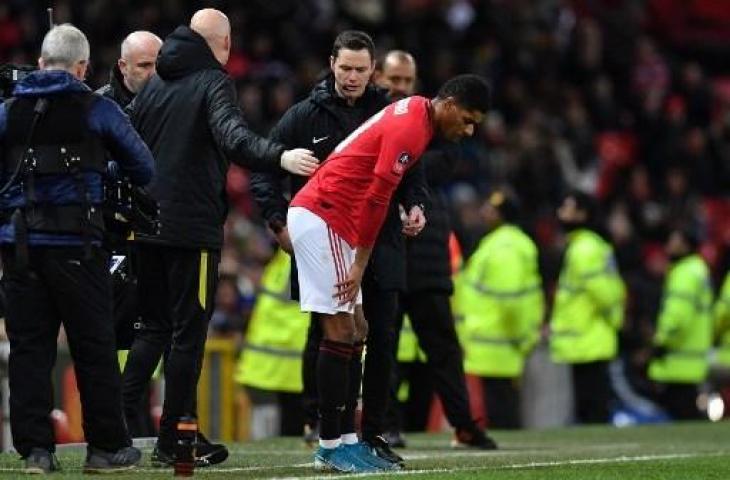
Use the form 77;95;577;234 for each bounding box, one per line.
0;421;728;478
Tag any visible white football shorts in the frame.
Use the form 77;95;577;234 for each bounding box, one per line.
287;206;362;314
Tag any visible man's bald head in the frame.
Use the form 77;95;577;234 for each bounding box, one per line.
376;50;418;100
118;30;162;93
190;8;231;65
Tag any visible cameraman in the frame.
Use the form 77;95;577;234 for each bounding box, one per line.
0;24;153;473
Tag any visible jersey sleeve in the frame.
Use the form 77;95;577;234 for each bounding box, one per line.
356;116;425;247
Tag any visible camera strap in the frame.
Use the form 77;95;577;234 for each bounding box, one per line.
12;97;48;269
62;147;94;260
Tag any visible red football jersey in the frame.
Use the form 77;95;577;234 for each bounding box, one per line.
291;96;434;248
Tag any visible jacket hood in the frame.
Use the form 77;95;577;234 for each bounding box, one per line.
156;26;224;80
310;75;386;110
13;70;89;97
110;64;132;95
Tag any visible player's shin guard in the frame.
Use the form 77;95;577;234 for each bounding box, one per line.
341;342;364;437
317;339;353;441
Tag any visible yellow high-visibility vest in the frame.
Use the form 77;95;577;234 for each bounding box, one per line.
234;250;309;392
459;224;543;377
650;254;713;383
550;229;625;364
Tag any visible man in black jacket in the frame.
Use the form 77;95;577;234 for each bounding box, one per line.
374;50;497;450
97;31;162;109
250;31;428;467
96;30;162;439
122;8;318;467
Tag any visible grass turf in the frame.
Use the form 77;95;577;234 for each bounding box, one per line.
0;421;728;478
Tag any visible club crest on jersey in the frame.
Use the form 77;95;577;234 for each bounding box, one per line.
394;97;411;115
392;152;411;175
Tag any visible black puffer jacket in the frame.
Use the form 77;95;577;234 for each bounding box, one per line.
95;65;134;109
250;76;429;291
405;140;459;294
131;26;284;249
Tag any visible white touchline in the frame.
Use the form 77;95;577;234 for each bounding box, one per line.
266;451;730;480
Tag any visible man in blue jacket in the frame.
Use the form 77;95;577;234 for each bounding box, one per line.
0;24;153;474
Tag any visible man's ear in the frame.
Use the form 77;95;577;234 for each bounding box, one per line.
38;57;45;69
74;62;88;81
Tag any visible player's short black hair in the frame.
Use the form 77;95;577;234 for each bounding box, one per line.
437;74;491;113
332;30;375;62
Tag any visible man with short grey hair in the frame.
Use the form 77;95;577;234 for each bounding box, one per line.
97;31;162;108
0;23;152;473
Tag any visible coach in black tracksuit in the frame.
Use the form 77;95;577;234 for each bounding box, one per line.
122;13;317;465
250;33;427;462
388;143;496;448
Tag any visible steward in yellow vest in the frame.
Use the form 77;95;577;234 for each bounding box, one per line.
460;189;543;428
235;249;310;434
550;191;625;423
648;228;712;419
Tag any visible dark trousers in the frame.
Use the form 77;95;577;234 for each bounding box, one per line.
2;246;130;456
300;274;399;438
655;383;701;420
385;360;434;432
302;314;320;430
360;278;399;440
278;392;306;436
480;377;520;429
122;243;219;450
400;291;474;429
572;360;612;424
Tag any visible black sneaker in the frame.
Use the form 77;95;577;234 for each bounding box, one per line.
195;432;229;466
451;426;498;450
383;431;407;448
150;445;175;467
364;435;405;467
83;446;141;473
23;448;61;474
151;441;227;468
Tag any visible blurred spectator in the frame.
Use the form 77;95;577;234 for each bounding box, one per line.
209;275;246;339
648;227;713;420
550;192;626;424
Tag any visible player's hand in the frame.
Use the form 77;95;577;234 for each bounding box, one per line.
334;262;365;307
275;226;293;255
280;148;319;176
402;205;426;237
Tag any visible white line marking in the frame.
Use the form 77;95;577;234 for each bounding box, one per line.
268;451;730;479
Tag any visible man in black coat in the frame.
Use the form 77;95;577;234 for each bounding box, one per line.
95;30;162;438
97;31;162;110
250;31;428;467
374;50;497;450
122;8;318;467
